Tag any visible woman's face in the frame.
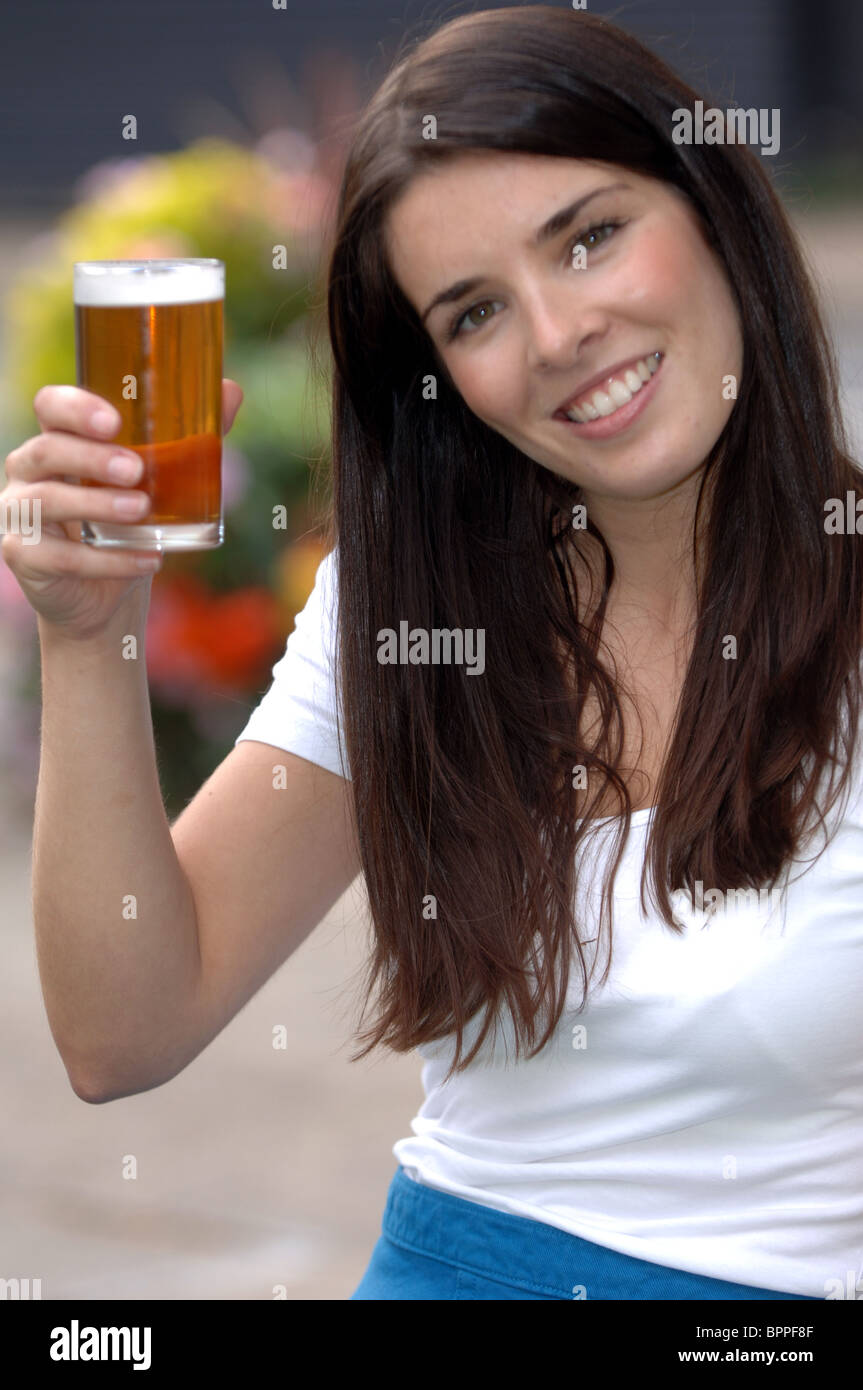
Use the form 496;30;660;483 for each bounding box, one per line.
383;152;743;505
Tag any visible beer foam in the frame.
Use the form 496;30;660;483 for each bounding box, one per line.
74;260;224;306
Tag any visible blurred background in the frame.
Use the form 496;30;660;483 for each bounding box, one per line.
0;0;861;1300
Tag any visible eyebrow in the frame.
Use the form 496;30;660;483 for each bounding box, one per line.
420;181;631;325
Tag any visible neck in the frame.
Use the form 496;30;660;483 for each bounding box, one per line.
573;465;707;637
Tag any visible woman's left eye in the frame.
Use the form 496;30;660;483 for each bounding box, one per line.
443;219;625;342
568;219;625;258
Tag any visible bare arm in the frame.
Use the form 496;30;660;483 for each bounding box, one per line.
33;585;201;1098
34;588;360;1103
6;380;357;1103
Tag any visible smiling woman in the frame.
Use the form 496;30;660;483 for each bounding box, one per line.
383;153;742;507
299;5;863;1299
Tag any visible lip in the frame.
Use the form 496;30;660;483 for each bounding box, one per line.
553;352;664;440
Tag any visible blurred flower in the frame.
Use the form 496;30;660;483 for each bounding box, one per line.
222;444;250;513
73;157;149;204
146;573;282;702
264;170;334;239
255;128;317;173
275;533;327;632
114;231;195;259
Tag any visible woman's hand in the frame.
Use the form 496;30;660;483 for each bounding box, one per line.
0;379;244;641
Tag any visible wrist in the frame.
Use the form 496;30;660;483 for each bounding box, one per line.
38;586;152;658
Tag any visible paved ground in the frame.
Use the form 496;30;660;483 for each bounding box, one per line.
0;819;423;1300
0;201;861;1300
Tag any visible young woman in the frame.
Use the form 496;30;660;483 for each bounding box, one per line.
3;8;861;1300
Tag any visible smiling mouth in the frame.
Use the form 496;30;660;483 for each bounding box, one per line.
556;351;663;422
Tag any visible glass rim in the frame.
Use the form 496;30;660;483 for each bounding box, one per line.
74;259;224;271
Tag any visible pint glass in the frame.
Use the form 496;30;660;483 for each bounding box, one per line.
74;259;225;550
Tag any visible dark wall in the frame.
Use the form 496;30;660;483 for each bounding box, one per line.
1;0;860;211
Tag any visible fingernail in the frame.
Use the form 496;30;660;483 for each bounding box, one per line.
91;408;119;434
107;454;142;482
113;494;148;516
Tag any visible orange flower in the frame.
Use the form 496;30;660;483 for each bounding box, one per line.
275;534;328;633
146;575;282;700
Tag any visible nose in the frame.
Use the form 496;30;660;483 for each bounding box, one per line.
522;278;609;372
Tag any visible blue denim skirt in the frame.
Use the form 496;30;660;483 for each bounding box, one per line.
350;1166;821;1300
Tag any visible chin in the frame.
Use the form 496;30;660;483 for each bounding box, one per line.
584;460;693;499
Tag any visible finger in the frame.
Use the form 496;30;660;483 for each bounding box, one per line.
1;529;162;578
5;430;142;486
221;378;244;435
32;385;122;441
6;479;151;528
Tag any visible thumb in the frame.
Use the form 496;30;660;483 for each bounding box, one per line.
221;378;244;435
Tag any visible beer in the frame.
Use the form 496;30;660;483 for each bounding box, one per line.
74;259;225;550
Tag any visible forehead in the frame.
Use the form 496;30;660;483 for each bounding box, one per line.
382;152;658;302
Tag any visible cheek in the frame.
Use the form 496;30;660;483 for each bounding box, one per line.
623;230;741;376
454;354;526;423
614;230;691;319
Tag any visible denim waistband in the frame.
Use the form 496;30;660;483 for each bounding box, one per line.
381;1167;819;1300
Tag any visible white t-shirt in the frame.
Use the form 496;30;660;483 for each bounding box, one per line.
235;546;863;1299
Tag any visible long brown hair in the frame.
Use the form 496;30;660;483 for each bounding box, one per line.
317;6;863;1076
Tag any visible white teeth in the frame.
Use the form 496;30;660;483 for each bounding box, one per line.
564;352;662;423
